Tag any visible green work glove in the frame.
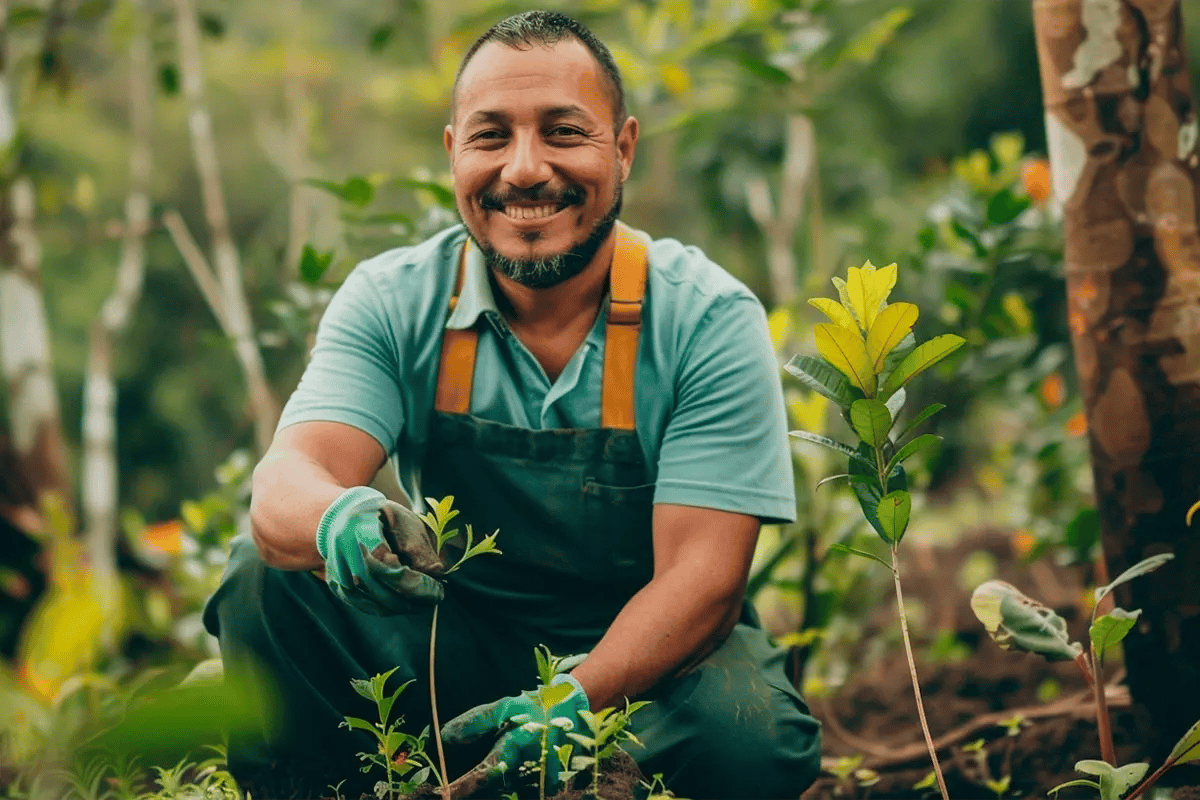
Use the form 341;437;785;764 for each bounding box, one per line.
441;673;589;791
315;486;445;615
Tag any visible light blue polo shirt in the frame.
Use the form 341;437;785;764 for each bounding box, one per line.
278;223;796;524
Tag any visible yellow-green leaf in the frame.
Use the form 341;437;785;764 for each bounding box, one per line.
881;334;966;396
867;302;918;371
846;261;898;330
539;682;573;708
1167;718;1200;766
767;307;792;350
808;297;858;332
1187;498;1200;526
814;323;875;395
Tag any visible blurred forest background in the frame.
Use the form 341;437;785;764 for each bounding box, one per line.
4;0;1200;793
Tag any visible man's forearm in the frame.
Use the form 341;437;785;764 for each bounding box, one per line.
568;568;745;711
249;450;348;571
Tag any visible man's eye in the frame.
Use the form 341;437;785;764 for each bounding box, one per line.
549;126;583;137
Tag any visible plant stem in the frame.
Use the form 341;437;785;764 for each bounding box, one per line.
539;727;549;800
429;604;450;800
891;545;950;800
1089;647;1117;765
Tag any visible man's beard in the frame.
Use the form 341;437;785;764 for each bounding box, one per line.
469;184;623;289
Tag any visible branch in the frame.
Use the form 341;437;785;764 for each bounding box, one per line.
162;209;227;330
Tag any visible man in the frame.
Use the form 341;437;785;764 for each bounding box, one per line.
204;10;821;799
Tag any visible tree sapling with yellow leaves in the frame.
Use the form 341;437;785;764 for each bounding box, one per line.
787;260;965;800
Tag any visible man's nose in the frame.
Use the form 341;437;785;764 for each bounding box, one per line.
499;132;553;188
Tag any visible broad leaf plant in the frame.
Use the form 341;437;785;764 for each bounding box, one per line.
788;260;965;800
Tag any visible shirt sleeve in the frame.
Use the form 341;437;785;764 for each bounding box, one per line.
276;267;404;455
653;295;797;524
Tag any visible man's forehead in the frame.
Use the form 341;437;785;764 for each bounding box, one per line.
453;38;614;121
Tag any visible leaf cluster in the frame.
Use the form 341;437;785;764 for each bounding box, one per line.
418;495;501;576
342;667;433;799
788;260;965;548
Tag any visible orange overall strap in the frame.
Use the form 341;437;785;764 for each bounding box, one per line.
434;243;477;415
601;223;648;430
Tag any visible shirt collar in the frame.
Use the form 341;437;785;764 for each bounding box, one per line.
445;236;499;330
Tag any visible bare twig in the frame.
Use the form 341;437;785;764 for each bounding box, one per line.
162;210;227;329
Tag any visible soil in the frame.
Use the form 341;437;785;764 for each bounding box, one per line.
800;527;1200;800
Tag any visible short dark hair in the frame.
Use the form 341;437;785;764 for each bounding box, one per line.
451;10;627;127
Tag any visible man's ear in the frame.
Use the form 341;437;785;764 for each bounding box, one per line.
444;124;455;163
617;116;638;182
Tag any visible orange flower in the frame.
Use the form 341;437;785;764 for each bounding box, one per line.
1040;373;1067;409
1022;159;1052;204
1066;411;1088;437
1011;530;1036;558
142;519;184;556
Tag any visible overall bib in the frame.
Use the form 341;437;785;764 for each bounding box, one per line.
204;224;821;800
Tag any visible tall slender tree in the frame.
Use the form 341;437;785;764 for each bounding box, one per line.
1032;0;1200;763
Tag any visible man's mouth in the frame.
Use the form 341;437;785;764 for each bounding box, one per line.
503;204;561;220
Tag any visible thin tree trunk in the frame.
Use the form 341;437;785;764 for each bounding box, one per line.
82;0;152;587
1032;0;1200;762
172;0;278;455
283;0;312;279
745;113;814;308
0;0;71;511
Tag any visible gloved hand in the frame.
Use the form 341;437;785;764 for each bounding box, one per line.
315;486;445;614
442;673;589;791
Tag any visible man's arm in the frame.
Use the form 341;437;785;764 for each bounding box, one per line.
249;420;387;570
568;503;759;711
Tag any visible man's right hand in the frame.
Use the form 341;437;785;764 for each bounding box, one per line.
315;486;445;614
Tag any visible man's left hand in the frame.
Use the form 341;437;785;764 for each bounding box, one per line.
441;674;588;790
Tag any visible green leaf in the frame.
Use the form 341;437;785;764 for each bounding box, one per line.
832;6;913;66
8;6;45;27
898;403;945;441
876;490;911;543
789;430;874;469
913;771;938;791
970;580;1083;662
884;433;942;479
850;442;908;541
866;303;919;371
1094;553;1174;608
784;354;858;408
369;24;394;52
1166;718;1200;767
829;543;890;569
340;716;378;736
349;678;374;702
1048;779;1101;797
1074;760;1148;800
815;324;875;395
303;177;374;208
881;334;967;397
850;399;892;447
299;245;334;285
987;188;1032;226
884;388;906;427
732;51;793;84
397;178;456;209
950;219;988;258
555;744;573;771
539;682;573;709
1090;608;1140;664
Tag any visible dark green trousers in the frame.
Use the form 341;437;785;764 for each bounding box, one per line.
203;534;821;800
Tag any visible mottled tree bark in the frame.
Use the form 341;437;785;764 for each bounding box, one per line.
1032;0;1200;764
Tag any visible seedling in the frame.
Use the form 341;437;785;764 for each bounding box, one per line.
566;700;650;799
340;666;434;800
972;553;1200;799
417;495;501;797
789;260;966;800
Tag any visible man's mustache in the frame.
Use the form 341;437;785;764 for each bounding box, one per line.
480;184;585;210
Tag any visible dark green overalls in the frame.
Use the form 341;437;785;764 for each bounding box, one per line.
203;224;821;799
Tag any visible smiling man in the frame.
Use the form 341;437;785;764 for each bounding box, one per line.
203;11;821;800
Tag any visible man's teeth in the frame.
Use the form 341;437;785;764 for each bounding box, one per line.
504;205;558;220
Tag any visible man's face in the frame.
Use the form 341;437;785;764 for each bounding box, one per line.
445;38;637;288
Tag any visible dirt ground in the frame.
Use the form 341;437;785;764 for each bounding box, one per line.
799;528;1200;800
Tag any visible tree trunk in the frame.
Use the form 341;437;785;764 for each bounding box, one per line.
172;0;279;455
82;0;152;587
1032;0;1200;764
0;2;71;514
745;113;814;309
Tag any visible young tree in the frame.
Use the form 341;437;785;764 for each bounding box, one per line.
1032;0;1200;763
